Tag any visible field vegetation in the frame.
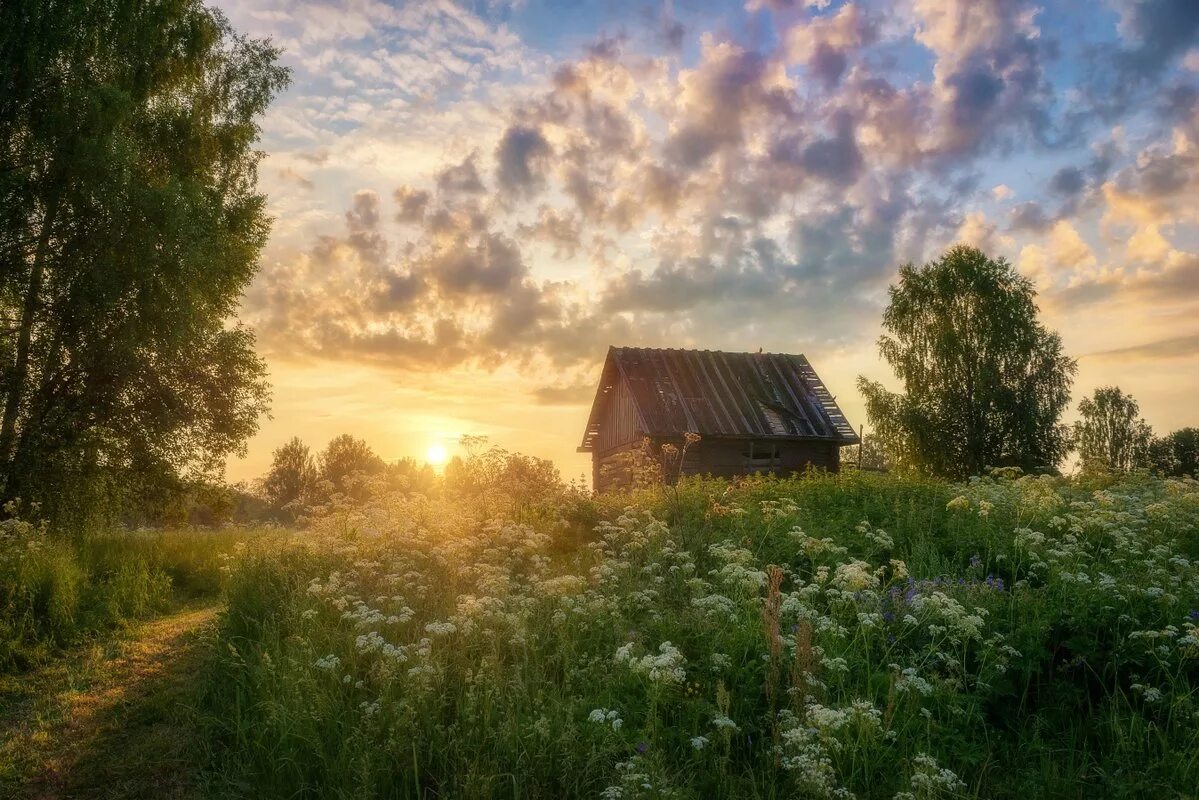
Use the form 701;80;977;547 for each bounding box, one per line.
0;508;265;672
190;468;1199;799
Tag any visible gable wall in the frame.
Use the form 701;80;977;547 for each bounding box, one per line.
594;378;642;455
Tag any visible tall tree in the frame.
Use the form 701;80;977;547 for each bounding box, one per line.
858;245;1076;479
0;1;288;520
1073;387;1154;474
319;434;385;500
261;437;317;517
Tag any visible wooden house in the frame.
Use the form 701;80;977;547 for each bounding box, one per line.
578;347;860;492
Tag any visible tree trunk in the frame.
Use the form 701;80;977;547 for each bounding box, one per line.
0;193;59;494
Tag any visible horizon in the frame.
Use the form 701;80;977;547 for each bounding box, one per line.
216;0;1199;483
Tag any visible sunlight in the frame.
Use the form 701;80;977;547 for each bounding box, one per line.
425;442;448;466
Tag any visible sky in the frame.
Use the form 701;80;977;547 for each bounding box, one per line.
215;0;1199;484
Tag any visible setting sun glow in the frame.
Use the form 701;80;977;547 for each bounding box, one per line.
425;443;448;466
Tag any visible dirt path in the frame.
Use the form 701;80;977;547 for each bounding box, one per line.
0;605;220;800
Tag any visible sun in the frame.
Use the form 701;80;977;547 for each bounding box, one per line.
426;442;448;465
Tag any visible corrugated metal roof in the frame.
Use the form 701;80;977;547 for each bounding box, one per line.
579;347;859;451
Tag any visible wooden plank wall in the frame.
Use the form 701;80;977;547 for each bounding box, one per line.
679;439;840;480
593;437;842;492
594;379;641;454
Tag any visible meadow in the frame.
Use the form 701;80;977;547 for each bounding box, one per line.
0;510;263;672
180;470;1199;799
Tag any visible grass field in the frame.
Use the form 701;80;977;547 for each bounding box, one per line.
0;517;269;672
182;471;1199;799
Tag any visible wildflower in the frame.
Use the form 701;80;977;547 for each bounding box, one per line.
833;559;877;591
635;741;649;754
712;714;738;731
314;654;341;671
616;641;687;685
947;495;970;511
1131;684;1164;702
902;753;966;796
690;736;709;750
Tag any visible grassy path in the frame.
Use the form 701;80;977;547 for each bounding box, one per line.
0;605;219;800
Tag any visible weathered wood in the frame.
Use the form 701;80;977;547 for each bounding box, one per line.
580;348;857;491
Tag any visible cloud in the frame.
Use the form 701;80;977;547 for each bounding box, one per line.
495;125;553;197
1113;0;1199;80
955;211;1008;255
239;1;1199;392
1087;332;1199;361
1008;201;1052;232
394;186;430;223
912;0;1052;157
800;111;864;186
518;206;582;258
277;167;314;189
427;231;526;296
784;3;878;88
436;155;487;195
1048;166;1086;197
530;382;596;405
663;39;796;168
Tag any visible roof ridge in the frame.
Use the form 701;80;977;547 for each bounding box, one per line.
611;346;808;358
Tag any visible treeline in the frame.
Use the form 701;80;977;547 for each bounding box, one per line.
854;246;1197;480
256;434;566;523
1074;388;1196;476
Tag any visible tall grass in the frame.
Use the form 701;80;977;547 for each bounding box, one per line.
0;519;271;672
196;471;1199;798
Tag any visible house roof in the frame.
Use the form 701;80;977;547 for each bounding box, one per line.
579;347;860;452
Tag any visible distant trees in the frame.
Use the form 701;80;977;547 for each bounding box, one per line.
840;435;891;472
1150;428;1199;477
250;431;568;525
858;245;1076;479
257;434;447;520
319;434;386;501
262;438;317;518
1073;387;1154;474
0;2;288;523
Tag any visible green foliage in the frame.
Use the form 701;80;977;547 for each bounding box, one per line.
0;1;288;523
0;514;263;671
198;471;1199;798
318;433;386;502
1074;386;1154;474
444;438;565;519
841;435;891;472
859;245;1076;479
1150;428;1199;477
262;436;318;519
